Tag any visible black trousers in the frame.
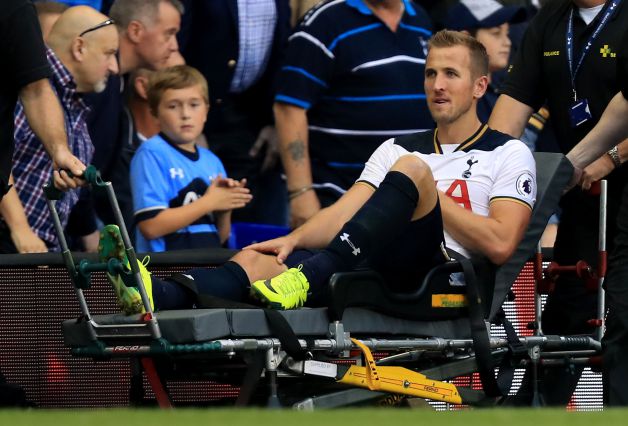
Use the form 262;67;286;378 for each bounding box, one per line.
515;173;626;406
602;182;628;406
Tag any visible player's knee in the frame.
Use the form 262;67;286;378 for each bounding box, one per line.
231;249;263;274
390;155;434;188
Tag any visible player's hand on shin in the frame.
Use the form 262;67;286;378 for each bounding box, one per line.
244;235;296;265
289;189;320;229
202;177;252;211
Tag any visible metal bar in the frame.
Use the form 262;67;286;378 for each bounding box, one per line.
46;197;94;335
535;241;543;336
596;180;607;342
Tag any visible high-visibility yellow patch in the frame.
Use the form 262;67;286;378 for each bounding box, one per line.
431;294;467;308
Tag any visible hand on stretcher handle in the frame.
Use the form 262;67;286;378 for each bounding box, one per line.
43;165;103;200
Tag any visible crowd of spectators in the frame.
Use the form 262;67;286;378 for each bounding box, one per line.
1;0;627;408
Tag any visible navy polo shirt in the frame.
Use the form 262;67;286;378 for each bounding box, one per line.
620;30;628;101
275;0;433;182
501;0;627;153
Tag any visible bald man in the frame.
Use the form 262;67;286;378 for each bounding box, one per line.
0;6;118;253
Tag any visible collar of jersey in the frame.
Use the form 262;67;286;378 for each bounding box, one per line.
346;0;416;17
433;123;489;154
159;132;200;161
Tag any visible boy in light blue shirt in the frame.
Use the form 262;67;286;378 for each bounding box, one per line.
131;65;252;252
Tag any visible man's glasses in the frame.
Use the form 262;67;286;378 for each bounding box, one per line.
78;19;115;38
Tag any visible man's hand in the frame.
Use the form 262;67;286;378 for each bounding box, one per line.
580;154;615;190
10;226;47;253
250;125;279;173
244;235;297;265
565;164;583;193
289;190;320;229
51;147;87;190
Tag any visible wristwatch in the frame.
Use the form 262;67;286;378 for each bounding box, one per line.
607;146;622;168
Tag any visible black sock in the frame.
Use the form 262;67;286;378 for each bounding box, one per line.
299;171;419;289
153;261;250;309
152;276;196;310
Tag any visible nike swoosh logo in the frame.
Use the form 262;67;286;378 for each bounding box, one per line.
264;279;278;294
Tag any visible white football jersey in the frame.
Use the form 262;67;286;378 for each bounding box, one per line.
357;125;537;257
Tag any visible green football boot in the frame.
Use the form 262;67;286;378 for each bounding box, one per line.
98;224;153;315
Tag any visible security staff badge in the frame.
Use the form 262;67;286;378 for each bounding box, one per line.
569;96;592;127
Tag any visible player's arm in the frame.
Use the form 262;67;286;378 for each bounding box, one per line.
488;94;534;139
290;183;373;248
441;142;535;265
245;183;373;262
439;195;531;265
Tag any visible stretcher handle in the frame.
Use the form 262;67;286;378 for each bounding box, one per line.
43;165;103;200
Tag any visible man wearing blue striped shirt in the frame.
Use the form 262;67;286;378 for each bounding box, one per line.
275;0;434;228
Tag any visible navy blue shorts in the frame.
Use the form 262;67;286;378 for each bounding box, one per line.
286;201;448;293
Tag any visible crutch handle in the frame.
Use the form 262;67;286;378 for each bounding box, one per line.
42;165;103;200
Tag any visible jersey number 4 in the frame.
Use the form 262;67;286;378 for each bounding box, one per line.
445;180;472;211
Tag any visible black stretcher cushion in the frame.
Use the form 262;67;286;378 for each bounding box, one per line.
342;308;471;338
63;308;329;346
63;307;469;346
63;309;231;346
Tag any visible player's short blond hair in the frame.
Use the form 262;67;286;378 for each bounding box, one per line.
428;30;489;78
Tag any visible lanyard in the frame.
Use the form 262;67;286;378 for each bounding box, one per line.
566;0;621;100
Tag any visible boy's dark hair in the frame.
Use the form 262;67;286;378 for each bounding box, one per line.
428;30;489;78
147;65;209;115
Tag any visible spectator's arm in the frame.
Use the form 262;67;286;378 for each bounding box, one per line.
137;179;251;240
19;79;86;187
567;92;628;169
0;175;47;253
488;94;534;139
215;210;232;245
274;103;320;228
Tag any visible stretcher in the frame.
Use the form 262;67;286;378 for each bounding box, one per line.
53;153;601;408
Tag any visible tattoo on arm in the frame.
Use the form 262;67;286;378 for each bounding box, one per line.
288;140;305;162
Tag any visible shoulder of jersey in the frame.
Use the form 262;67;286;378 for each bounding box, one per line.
138;136;170;154
300;0;350;27
468;128;520;152
393;129;436;154
391;128;518;154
